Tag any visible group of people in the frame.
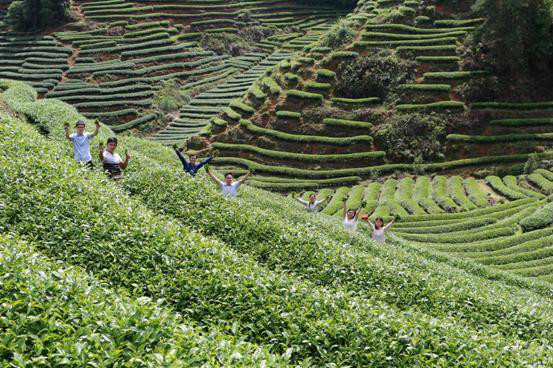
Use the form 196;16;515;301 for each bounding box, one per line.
65;120;130;180
65;120;251;195
66;120;392;241
296;194;394;242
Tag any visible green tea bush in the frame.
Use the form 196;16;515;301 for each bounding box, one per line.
375;113;447;163
7;0;69;31
0;235;282;367
465;0;553;75
335;49;415;100
8;119;548;367
317;18;355;49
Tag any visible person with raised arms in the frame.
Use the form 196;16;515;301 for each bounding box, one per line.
64;120;100;168
296;193;329;213
206;166;251;198
99;137;130;180
173;144;214;177
342;198;365;232
368;216;395;243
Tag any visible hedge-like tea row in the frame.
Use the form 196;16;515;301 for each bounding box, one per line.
322;117;373;129
213;142;384;162
286;89;324;102
490;118;553;127
447;133;553;143
363;23;473;34
362;31;467;40
8;81;553;364
0;234;282;367
331;96;380;104
398;83;451;92
397;100;465;111
240;119;373;145
472;101;553;111
7;118;547;367
276;110;301;118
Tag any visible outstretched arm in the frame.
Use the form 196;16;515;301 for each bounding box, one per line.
342;199;347;219
64;124;71;141
206;166;223;185
238;171;252;184
91;121;100;138
296;197;309;205
98;143;105;161
173;145;188;167
121;149;130;169
384;221;394;230
367;219;375;230
195;156;213;170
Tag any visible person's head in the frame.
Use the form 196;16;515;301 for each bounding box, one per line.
106;137;118;153
346;209;356;220
75;120;85;134
189;154;197;165
375;217;384;229
308;194;316;203
224;172;234;185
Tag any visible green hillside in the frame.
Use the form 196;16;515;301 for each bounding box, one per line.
3;76;553;365
2;0;553;365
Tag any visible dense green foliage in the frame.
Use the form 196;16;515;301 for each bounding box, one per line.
335;50;415;100
468;0;553;74
7;0;69;31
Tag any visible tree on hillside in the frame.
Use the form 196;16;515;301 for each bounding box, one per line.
467;0;553;75
7;0;69;31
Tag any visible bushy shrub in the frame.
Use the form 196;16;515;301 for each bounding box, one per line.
335;50;416;100
7;0;69;31
375;113;447;163
199;32;251;56
153;79;187;113
317;18;355;49
463;0;553;75
455;76;500;103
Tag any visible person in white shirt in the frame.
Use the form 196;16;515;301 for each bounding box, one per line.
206;166;251;198
64;120;100;168
296;194;328;213
342;199;364;232
368;217;394;243
99;137;130;180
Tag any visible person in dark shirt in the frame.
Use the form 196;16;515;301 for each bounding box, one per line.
173;144;213;177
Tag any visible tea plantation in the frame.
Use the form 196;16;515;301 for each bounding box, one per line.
2;0;553;365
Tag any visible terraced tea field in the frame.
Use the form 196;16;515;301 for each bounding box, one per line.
201;0;553;189
4;78;553;366
0;0;345;133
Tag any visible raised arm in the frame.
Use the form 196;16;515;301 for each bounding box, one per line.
342;198;347;219
173;145;188;166
367;219;375;230
195;156;213;170
296;197;309;205
91;121;100;138
238;170;252;184
206;166;223;185
384;221;394;230
98;143;104;161
64;124;71;141
121;149;130;169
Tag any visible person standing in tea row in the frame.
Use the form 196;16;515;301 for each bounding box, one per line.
173;144;214;177
99;137;130;180
64;120;100;168
368;217;394;243
296;194;329;213
206;166;251;198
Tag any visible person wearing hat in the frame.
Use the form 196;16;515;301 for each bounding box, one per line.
64;120;100;168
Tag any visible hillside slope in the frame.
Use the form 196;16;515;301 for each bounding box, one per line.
3;79;553;366
203;0;553;189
